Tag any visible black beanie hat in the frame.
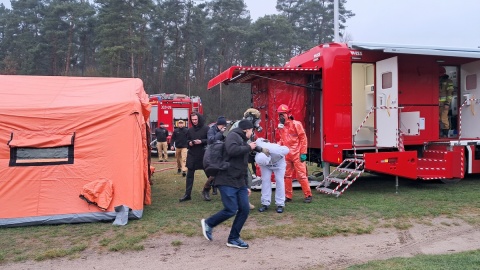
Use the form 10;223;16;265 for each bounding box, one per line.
216;116;227;125
238;119;254;130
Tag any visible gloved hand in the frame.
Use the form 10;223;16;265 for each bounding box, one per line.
261;147;270;156
300;154;307;162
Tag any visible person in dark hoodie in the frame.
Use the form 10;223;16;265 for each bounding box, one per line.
201;119;256;249
179;112;209;202
202;116;228;201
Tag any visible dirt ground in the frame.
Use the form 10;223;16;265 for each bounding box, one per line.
4;216;480;270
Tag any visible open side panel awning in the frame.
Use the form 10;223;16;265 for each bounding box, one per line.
348;42;480;59
207;66;320;90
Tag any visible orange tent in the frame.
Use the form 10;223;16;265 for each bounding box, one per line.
0;75;152;227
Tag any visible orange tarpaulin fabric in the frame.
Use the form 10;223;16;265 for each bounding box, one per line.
80;179;114;211
8;131;74;148
250;74;308;143
0;75;152;227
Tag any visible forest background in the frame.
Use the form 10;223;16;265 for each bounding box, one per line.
0;0;353;121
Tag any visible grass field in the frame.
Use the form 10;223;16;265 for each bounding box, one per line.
1;161;480;267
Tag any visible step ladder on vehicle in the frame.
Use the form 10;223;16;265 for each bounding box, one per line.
316;158;365;197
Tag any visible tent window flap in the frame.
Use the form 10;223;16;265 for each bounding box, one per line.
8;131;75;166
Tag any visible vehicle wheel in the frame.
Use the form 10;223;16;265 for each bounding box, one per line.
440;178;461;184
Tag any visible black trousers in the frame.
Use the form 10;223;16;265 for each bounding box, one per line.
249;153;256;175
185;168;208;196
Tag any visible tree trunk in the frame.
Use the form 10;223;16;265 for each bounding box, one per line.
130;25;135;78
65;19;74;76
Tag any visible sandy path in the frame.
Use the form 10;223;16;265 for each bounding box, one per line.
4;217;480;270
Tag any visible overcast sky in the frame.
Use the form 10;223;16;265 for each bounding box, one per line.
2;0;479;48
244;0;480;48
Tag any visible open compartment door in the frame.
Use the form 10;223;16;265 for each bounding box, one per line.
459;60;480;138
376;57;399;147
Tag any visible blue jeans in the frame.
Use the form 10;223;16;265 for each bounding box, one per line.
206;185;250;241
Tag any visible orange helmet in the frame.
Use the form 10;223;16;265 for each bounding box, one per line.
277;104;290;113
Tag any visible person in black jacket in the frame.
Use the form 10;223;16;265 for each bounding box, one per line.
202;116;227;201
201;119;256;249
179;112;209;202
155;122;169;162
170;120;188;176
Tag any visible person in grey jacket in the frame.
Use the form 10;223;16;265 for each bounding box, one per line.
201;119;256;249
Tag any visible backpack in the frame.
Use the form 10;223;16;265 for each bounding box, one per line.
203;141;229;176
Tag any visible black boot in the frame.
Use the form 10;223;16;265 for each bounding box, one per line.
179;194;191;202
212;186;218;195
202;189;211;201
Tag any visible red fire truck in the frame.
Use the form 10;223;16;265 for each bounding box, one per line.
149;93;203;148
208;42;480;196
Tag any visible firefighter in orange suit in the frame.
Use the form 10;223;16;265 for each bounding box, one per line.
276;104;312;203
439;66;454;137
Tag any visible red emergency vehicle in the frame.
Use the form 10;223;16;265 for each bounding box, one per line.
149;93;203;146
208;42;480;196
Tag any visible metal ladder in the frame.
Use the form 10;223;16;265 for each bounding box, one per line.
191;96;201;113
316;158;365;197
